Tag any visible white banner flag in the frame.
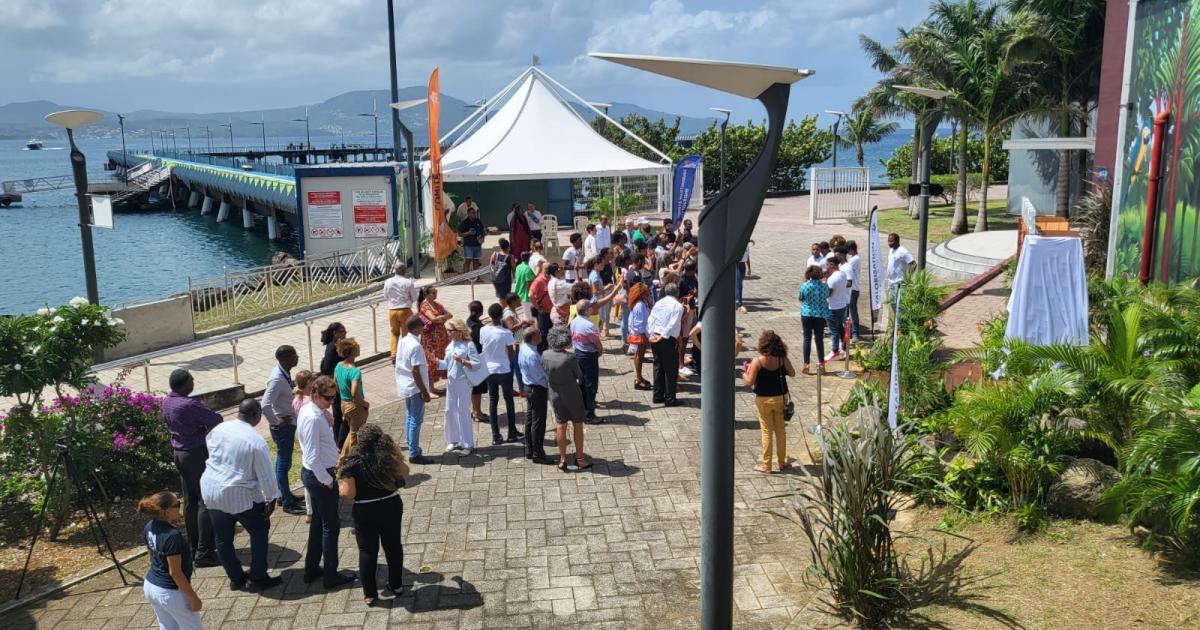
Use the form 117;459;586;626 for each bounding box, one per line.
887;282;902;431
868;206;884;313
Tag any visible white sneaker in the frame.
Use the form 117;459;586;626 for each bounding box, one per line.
679;367;694;377
445;443;459;452
824;352;837;362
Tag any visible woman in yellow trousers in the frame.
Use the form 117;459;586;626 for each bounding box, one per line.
742;330;796;474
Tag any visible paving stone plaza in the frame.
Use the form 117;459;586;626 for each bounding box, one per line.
1;196;995;629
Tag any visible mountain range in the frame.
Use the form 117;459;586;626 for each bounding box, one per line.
0;88;717;142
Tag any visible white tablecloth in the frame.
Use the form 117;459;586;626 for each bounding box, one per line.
1005;236;1089;346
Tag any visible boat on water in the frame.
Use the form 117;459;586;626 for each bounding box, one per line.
25;138;43;150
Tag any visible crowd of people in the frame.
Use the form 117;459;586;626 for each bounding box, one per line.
138;207;921;627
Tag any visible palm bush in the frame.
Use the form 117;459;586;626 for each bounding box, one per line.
1072;182;1113;274
784;402;923;625
947;369;1080;527
1105;384;1200;555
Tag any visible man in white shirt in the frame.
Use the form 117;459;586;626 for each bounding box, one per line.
481;303;521;445
563;233;584;281
297;375;356;589
843;241;863;339
583;223;599;260
383;263;419;360
395;315;433;462
825;258;852;360
201;399;283;591
526;202;544;242
647;283;685;406
594;214;612;250
805;242;826;273
887;232;915;292
261;345;305;515
455;196;478;221
528;240;547;278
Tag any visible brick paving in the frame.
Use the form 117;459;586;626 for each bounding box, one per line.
3;196;874;629
935;274;1010;354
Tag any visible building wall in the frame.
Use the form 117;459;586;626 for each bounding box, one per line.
1094;0;1132;183
102;295;194;361
1110;0;1200;283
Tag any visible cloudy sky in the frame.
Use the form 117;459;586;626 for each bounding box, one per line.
1;0;927;122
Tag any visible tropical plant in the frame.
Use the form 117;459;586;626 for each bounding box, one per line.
1072;181;1114;274
948;369;1080;527
882;133;1009;182
590;112;684;163
590;187;644;224
838;107;899;167
782;402;923;625
1105;384;1200;554
688;117;832;196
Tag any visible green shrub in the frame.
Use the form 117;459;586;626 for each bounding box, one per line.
882;133;1009;182
889;173;984;203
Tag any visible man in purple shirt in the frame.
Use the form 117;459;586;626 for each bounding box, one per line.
162;368;222;566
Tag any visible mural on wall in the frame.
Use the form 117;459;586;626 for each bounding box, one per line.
1114;0;1200;282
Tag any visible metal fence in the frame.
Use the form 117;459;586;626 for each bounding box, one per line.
188;237;404;333
808;167;871;223
573;174;664;218
147;149;297;178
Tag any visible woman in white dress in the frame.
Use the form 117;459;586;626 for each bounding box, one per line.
439;318;482;454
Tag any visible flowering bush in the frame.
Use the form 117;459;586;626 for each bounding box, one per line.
0;381;175;541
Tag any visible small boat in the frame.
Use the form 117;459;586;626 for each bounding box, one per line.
25;138;43;150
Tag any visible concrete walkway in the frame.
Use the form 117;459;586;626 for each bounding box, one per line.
2;195;873;629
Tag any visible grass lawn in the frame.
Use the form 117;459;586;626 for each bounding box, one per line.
852;199;1015;246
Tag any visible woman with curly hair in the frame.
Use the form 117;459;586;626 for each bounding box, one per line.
439;317;482;454
418;287;452;397
338;424;409;606
743;329;795;473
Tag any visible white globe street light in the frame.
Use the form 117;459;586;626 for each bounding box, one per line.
44;109;104;304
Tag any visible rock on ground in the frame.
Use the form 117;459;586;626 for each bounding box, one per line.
1047;457;1121;520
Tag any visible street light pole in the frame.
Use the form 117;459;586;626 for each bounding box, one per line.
824;110;847;169
117;114;128;182
292;107;311;150
893;85;949;270
710;107;731;191
205;125;213;154
388;0;421;278
45;109;104;305
179;127;193;155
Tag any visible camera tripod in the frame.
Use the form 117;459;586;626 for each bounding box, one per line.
15;437;137;599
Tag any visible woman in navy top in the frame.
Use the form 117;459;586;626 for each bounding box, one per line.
139;491;203;630
797;265;831;373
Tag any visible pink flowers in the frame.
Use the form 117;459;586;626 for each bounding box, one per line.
111;426;142;452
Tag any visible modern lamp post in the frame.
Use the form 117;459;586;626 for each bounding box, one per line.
824;109;848;168
359;99;381;151
249;115;267;153
292;107;312;150
221;119;234;152
117;114;128;182
589;102;613;131
709;107;731;191
205;125;213;154
387;0;422;278
893;85;949;270
591;52;811;630
464;98;489;122
45;109;104;305
178;127;193;155
150;128;156;153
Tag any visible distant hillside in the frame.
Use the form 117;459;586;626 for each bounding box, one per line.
0;88;714;141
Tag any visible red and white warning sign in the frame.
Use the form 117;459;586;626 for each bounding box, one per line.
352;189;388;238
307;191;343;239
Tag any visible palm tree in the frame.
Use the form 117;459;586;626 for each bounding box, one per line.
1007;0;1107;218
905;0;1004;234
837;107;899;167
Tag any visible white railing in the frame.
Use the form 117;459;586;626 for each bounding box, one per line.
188;238;404;333
808;167;871;223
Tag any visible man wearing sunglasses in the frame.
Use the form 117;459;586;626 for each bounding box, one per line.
297;375;356;590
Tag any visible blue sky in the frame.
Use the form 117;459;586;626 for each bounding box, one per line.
0;0;929;124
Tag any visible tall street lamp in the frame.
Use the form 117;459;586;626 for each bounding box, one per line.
464;98;489;122
116;114;128;182
249;115;267;153
150;127;156;153
591;52;811;630
824;110;848;168
292;106;312;150
589;101;613;132
388;0;422;277
178;127;193;155
45;109;104;304
894;85;949;270
221;119;234;152
169;130;178;154
358;98;380;150
205;125;213;154
709;107;732;191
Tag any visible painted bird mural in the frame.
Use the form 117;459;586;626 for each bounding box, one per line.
1129;124;1152;182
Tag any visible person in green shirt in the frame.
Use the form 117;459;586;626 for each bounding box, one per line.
334;338;369;459
513;251;535;318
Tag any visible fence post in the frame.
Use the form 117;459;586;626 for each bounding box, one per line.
809;167;817;224
230;338;241;385
265;267;273;309
143;361;151;392
304;320;315;370
223;267;231;323
370;304;380;353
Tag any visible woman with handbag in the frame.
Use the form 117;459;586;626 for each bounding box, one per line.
742;329;795;474
439;318;484;455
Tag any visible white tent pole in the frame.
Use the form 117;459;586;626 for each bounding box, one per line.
533;67;673;164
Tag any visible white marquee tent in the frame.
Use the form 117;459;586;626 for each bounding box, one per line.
420;66;674;226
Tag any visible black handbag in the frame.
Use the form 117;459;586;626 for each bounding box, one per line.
781;366;795;421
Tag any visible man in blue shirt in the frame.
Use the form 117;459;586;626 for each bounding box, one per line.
517;328;550;463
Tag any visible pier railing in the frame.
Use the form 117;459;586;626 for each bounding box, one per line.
147;149;297;178
188;237;404;333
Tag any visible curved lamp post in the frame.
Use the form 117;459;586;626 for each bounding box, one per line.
45;109;104;304
391;97;428;278
590;53;811;630
893;85;949;269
